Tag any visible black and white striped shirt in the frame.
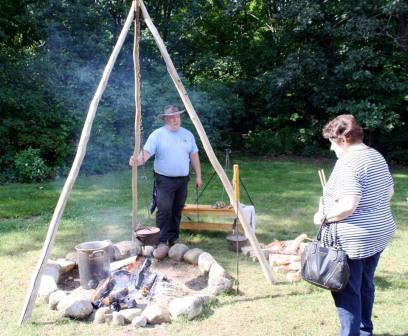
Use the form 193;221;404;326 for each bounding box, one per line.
322;145;395;259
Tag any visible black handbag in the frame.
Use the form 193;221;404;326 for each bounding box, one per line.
301;221;350;291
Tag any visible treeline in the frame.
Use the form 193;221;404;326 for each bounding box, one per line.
1;0;407;183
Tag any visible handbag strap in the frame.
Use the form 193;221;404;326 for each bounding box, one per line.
315;218;326;242
330;222;339;247
315;218;339;247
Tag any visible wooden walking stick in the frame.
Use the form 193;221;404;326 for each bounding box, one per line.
131;0;142;236
318;169;326;189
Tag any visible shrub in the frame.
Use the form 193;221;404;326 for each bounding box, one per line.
14;147;50;183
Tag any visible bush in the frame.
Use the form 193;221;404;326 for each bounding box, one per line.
14;148;51;183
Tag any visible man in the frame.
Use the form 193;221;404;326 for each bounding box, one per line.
129;105;202;259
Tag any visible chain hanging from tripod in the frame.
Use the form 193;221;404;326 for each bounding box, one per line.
194;148;232;227
196;148;231;203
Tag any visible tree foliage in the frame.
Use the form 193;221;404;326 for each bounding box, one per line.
0;0;407;182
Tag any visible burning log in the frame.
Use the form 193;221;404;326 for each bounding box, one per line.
127;257;145;273
110;256;138;272
133;257;152;289
140;273;157;297
91;277;114;307
91;257;162;311
101;288;129;306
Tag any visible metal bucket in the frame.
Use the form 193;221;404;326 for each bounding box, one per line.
75;240;112;289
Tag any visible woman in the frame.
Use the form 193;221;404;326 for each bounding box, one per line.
314;114;395;336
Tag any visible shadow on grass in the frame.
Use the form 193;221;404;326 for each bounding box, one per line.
0;216;48;235
31;319;73;327
182;288;306;322
0;232;48;257
217;289;306;307
0;231;83;257
0;213;135;257
375;272;408;290
375;275;394;290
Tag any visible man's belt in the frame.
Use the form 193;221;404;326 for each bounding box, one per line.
155;172;188;179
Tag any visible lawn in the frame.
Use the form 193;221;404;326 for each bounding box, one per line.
1;157;407;336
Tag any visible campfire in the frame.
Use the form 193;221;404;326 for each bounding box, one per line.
39;240;233;327
92;256;165;311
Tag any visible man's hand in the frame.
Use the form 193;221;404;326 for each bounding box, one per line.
129;155;136;167
190;152;201;189
129;150;151;167
195;176;202;189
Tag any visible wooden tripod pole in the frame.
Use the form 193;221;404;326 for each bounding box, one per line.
18;3;136;325
140;0;274;284
131;0;142;235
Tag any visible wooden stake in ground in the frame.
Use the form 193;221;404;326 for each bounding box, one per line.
18;2;136;325
233;164;240;203
131;0;142;235
140;0;274;284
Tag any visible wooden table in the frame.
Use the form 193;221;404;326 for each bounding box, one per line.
180;204;243;232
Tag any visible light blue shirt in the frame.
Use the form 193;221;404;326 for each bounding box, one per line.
143;126;199;177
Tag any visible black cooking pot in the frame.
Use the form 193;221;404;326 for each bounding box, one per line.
226;233;248;252
134;226;160;246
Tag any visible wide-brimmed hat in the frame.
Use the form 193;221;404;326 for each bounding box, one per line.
161;104;185;118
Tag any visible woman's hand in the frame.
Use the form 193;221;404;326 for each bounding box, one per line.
326;195;361;222
314;211;325;226
313;197;325;225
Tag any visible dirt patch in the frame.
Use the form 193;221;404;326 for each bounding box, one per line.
58;267;80;291
152;258;207;292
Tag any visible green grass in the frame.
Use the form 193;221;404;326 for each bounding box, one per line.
1;157;407;336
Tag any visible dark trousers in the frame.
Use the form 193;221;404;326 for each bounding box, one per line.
155;174;189;244
331;251;382;336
